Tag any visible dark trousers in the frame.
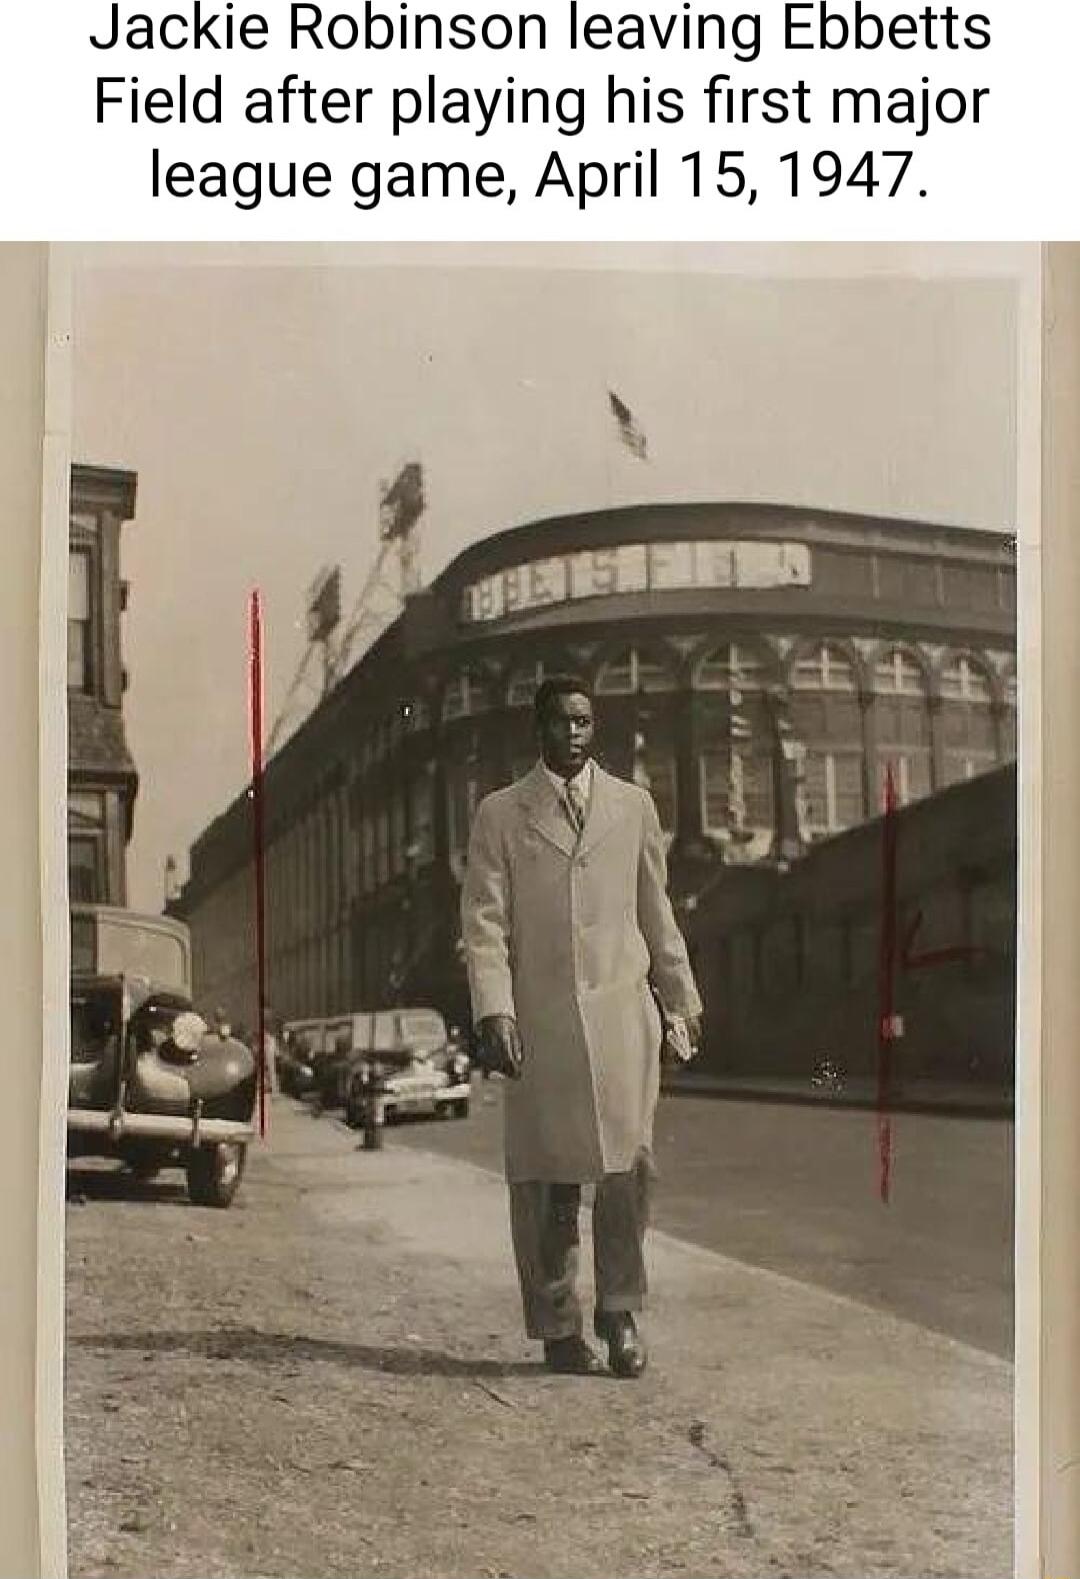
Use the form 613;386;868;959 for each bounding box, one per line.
508;1152;654;1341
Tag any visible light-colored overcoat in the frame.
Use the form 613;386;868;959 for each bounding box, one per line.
461;762;702;1183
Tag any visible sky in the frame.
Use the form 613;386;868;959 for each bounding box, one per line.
68;243;1024;913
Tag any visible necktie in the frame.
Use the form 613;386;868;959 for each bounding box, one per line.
564;779;585;837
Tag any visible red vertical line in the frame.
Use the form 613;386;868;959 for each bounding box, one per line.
876;762;899;1203
249;591;268;1140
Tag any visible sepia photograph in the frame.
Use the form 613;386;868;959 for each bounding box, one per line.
61;243;1021;1578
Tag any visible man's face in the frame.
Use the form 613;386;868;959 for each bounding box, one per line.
538;692;595;777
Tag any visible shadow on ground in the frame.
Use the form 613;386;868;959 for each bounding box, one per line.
67;1325;540;1380
66;1167;189;1206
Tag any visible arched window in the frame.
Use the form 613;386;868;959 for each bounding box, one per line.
596;647;675;695
939;653;997;785
874;647;931;806
694;642;766;692
790;643;864;838
442;666;493;722
792;643;857;693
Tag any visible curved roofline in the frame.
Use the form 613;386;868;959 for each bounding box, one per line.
433;499;1014;590
230;496;1016;849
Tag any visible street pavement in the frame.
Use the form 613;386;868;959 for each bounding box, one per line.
392;1079;1014;1357
64;1096;1013;1578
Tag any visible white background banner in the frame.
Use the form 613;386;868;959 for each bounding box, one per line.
1;0;1077;237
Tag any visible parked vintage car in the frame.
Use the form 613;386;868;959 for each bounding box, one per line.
329;1008;471;1129
67;906;256;1208
277;1019;321;1097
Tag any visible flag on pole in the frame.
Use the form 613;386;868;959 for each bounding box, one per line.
608;389;648;459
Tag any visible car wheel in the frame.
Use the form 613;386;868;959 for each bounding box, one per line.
186;1142;246;1208
453;1098;470;1119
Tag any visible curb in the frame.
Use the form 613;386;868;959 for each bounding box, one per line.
661;1077;1013;1120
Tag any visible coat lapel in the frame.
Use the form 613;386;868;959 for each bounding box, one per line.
577;766;625;858
518;763;577;857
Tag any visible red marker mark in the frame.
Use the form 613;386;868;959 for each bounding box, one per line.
876;763;900;1204
902;908;988;973
249;591;268;1140
875;770;991;1203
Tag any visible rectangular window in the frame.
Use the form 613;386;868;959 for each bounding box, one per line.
741;753;775;831
832;753;865;829
68;793;105;903
69;835;101;903
801;751;863;835
699;751;728;835
801;754;829;835
706;750;775;836
878;751;931;807
68;549;92;692
70;911;97;973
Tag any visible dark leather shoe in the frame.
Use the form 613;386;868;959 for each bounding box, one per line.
542;1334;605;1375
594;1311;647;1378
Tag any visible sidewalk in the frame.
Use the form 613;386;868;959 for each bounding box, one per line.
65;1100;1012;1578
664;1068;1013;1118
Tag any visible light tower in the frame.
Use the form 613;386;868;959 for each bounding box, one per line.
266;463;426;757
334;461;425;679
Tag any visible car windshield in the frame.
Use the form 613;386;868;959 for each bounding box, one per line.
70;985;121;1064
398;1011;446;1053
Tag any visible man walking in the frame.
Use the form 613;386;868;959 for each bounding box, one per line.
461;675;702;1377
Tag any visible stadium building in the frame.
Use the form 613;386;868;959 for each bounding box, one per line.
173;500;1017;1079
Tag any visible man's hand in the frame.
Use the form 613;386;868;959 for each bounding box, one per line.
660;1010;704;1066
477;1014;523;1080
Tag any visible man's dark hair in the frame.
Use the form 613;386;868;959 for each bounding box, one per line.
533;673;593;724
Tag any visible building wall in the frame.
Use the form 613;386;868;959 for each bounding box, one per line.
690;764;1016;1090
175;503;1017;1064
67;464;138;907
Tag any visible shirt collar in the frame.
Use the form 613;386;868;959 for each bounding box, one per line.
540;757;593;800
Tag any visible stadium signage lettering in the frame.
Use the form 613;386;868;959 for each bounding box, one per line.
460;539;811;623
